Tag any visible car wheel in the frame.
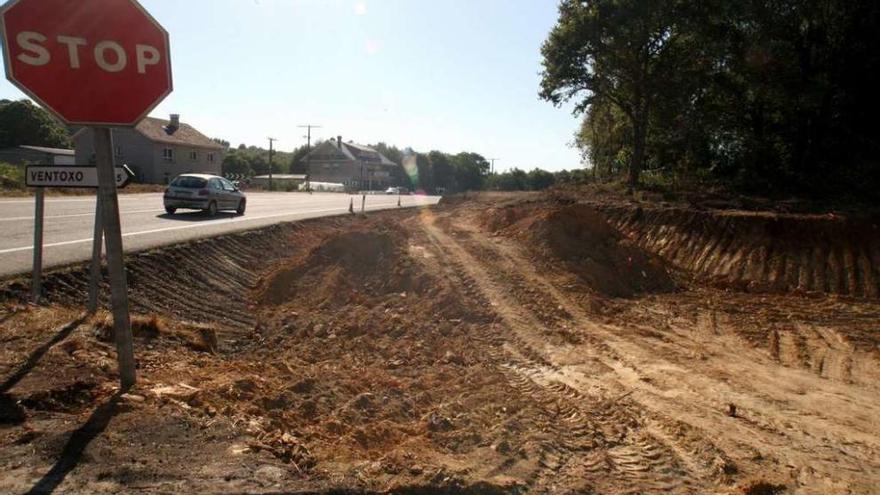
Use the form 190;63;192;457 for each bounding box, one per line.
165;206;176;215
206;201;218;217
236;199;246;215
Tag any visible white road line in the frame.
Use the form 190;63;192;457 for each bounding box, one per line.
0;201;425;255
0;195;152;205
0;208;165;222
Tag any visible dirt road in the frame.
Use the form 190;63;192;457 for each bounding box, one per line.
1;194;878;494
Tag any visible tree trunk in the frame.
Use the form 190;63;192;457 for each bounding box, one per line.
629;118;646;192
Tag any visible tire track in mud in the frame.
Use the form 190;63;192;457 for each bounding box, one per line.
495;235;880;493
420;212;880;494
416;216;711;494
799;324;854;383
414;223;577;491
761;319;878;390
5;224;309;341
601;206;880;299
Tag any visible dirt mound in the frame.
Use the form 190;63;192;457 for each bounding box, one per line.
257;226;433;309
484;203;675;297
599;205;880;298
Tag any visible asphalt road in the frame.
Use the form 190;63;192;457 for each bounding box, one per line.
0;191;440;278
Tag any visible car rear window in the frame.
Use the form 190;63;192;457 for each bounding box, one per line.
170;176;207;188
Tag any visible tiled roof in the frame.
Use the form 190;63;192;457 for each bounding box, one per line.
135;117;224;150
340;142;396;166
304;139;397;167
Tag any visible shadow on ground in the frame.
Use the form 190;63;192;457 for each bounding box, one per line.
156;211;240;222
0;316;86;395
24;391;123;495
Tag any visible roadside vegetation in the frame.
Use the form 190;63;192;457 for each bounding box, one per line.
0;99;72;150
0;161;23;190
540;0;880;202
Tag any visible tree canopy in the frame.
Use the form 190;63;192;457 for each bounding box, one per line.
220;137;582;195
541;0;880;200
0;99;72;150
221;144;294;177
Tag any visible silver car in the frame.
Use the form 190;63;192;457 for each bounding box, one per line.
163;173;246;216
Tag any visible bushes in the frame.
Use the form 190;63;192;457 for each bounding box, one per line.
0;162;24;189
485;168;591;192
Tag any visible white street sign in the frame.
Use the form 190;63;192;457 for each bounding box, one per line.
25;165;134;188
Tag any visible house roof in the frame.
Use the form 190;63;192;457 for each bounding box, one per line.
135;117;224;150
305;140;396;166
17;145;75;155
341;142;397;166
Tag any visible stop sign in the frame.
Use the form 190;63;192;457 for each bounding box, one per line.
0;0;172;126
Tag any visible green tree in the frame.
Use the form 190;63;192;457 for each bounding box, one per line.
528;168;556;190
450;152;489;191
540;0;700;190
575;96;630;180
415;153;433;192
490;168;529;191
428;151;455;192
289;145;310;174
221;150;252;176
0;99;72;149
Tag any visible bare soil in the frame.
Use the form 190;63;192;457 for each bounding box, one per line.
1;194;879;494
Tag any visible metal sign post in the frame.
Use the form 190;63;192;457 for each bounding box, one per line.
31;187;44;303
87;196;104;314
2;0;172;391
94;128;136;388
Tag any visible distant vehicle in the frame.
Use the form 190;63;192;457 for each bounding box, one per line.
163;173;246;216
305;181;346;192
385;186;405;195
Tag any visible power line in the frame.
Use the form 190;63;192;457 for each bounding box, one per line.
489;158;500;174
268;137;277;190
297;125;321;190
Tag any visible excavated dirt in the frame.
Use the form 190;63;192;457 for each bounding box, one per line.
596;204;880;298
1;195;880;494
480;201;675;297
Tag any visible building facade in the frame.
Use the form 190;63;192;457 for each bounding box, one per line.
74;115;224;184
0;145;75;165
303;136;399;191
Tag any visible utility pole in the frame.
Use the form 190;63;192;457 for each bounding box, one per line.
267;137;277;191
489;158;500;174
298;125;321;190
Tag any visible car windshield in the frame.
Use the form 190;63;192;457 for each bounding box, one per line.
170;176;207;188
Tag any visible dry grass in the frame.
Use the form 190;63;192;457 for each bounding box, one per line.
89;312;218;353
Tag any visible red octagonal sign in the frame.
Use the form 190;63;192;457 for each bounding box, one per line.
0;0;172;126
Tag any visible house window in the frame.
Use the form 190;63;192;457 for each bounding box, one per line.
162;148;174;162
189;150;198;161
207;152;215;163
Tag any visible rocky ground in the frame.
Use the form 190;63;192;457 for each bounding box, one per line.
1;193;879;494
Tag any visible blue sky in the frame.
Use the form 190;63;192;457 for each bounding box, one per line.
0;0;584;172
